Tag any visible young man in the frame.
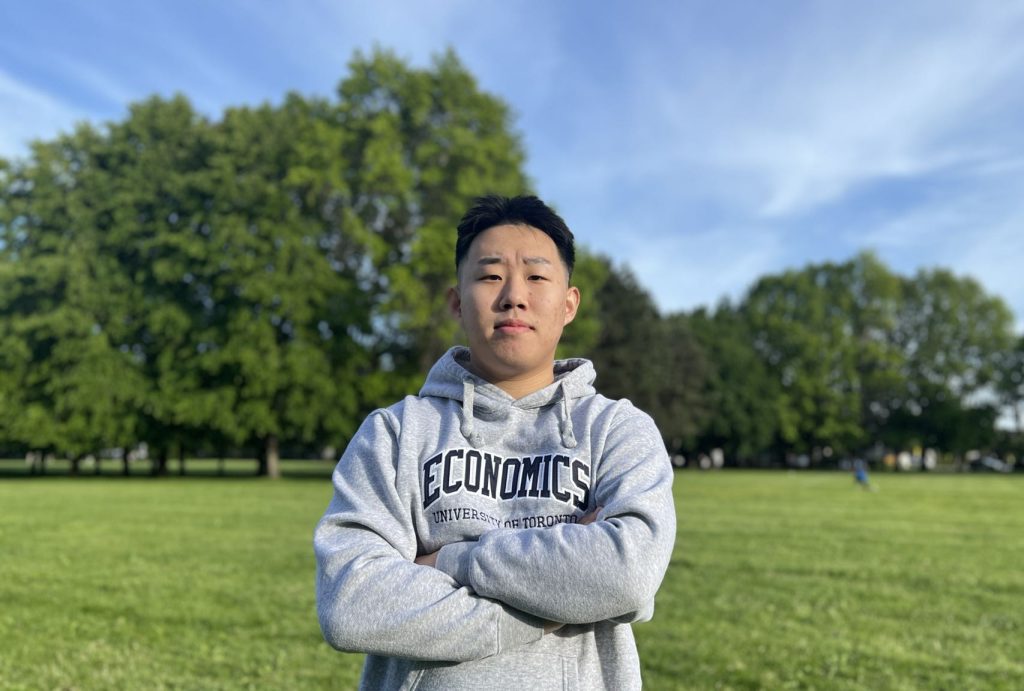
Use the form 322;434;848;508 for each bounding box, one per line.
314;195;676;690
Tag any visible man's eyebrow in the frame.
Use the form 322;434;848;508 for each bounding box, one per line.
475;256;553;266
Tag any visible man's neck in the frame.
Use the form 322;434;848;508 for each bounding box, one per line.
463;358;555;400
492;371;556;400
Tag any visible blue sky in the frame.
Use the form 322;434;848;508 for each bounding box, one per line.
3;0;1024;330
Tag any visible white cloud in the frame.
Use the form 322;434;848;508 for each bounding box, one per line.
271;0;481;68
44;54;137;108
550;1;1024;221
0;69;86;158
960;243;1024;335
2;0;1022;330
602;221;786;315
844;165;1024;332
510;2;1024;330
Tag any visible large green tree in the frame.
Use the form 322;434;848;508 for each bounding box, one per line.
687;304;780;463
0;48;539;473
739;253;1015;457
741;257;870;454
333;48;532;386
996;335;1024;437
0;127;147;471
887;268;1015;453
586;259;710;450
556;247;609;359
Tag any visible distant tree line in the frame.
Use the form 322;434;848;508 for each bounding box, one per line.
593;253;1023;467
2;48;1021;475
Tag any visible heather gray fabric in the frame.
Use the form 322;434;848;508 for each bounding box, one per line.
315;346;676;690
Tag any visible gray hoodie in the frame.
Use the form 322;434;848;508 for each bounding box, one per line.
315;347;676;690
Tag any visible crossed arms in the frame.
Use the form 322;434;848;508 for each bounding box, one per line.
314;406;676;662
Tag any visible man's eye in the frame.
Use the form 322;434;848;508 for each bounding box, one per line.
529;275;547;281
479;274;501;281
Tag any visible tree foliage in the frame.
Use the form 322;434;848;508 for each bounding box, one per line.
739;252;1016;459
687;305;779;461
1;48;1020;472
584;260;710;450
335;48;531;381
0;49;533;473
996;335;1024;435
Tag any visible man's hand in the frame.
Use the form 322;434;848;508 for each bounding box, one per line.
414;551;438;567
579;505;603;525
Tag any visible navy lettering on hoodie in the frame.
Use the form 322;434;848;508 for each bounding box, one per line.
442;449;464;494
481;453;500;499
421;447;591;510
571;459;591;510
552;455;571;502
422;453;442;508
518;455;548;498
463;449;482;492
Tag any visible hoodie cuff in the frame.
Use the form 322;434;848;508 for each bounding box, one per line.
435;540;477;586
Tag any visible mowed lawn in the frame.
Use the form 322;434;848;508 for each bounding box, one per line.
1;470;1022;690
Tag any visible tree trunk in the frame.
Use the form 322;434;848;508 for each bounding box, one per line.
179;445;186;476
264;435;280;479
152;449;168;476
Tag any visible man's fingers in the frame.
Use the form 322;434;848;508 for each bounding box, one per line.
414;550;439;567
578;505;604;525
543;621;565;634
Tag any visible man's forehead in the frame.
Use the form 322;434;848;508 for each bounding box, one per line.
468;224;559;258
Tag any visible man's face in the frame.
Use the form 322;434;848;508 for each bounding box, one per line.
449;224;580;389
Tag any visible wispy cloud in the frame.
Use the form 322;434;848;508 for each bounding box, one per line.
0;69;86;157
855;176;1024;332
1;0;1022;328
955;220;1024;333
507;2;1024;327
624;2;1024;219
588;218;786;315
42;55;138;108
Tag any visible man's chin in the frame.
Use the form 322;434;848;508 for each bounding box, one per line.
493;356;556;381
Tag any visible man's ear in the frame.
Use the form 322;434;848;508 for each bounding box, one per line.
447;285;462;319
563;286;581;325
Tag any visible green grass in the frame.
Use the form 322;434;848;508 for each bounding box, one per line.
643;472;1024;690
1;472;1022;690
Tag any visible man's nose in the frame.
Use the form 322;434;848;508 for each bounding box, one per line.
499;275;527;310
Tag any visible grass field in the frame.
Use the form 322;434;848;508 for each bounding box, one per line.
1;470;1022;690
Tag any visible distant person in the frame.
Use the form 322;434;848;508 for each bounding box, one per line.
314;195;676;690
853;458;873;491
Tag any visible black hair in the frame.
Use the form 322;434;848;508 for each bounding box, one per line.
455;195;575;278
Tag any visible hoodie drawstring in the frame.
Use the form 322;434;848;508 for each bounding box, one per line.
461;380;484;447
559;380;578;449
460;377;578;449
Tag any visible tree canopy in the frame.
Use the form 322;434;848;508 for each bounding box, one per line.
1;49;1020;474
0;49;535;474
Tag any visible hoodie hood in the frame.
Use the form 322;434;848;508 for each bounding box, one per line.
419;346;597;449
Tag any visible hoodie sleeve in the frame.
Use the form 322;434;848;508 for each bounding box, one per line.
314;410;546;661
433;405;676;625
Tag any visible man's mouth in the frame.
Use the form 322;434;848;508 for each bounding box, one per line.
495;319;532;333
